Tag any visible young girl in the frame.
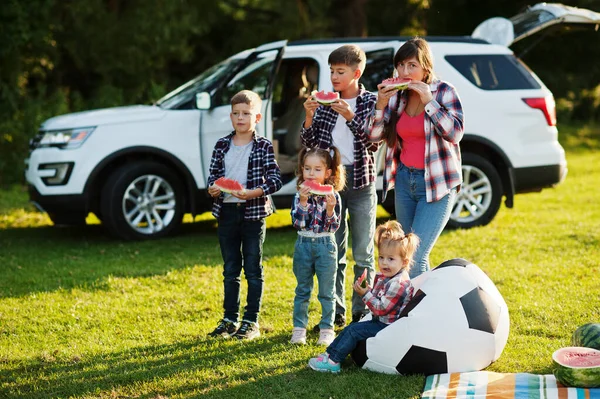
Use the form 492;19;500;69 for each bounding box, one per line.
308;220;419;372
290;147;345;346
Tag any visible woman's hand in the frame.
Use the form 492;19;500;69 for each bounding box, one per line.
376;83;398;110
408;81;433;104
208;184;221;198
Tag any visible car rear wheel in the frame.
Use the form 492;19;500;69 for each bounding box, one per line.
448;153;502;229
100;161;184;240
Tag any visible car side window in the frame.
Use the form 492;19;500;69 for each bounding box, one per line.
446;54;541;90
361;48;395;92
219;55;276;105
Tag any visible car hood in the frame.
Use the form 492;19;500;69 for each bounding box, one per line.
41;105;167;130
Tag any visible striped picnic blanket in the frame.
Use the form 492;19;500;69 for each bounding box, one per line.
422;372;600;399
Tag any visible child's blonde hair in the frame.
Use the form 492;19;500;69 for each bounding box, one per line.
296;146;346;192
375;221;420;270
230;90;262;112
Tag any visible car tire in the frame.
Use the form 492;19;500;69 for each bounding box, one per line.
448;153;503;229
100;161;184;240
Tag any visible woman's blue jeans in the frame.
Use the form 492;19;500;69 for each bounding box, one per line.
326;319;389;363
217;203;266;324
292;235;337;329
394;163;456;278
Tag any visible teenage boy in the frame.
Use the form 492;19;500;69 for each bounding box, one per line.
301;44;378;327
207;90;282;340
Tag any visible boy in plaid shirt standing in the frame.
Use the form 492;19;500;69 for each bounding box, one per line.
302;44;378;326
207;90;282;340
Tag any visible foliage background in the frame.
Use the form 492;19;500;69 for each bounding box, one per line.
1;0;599;185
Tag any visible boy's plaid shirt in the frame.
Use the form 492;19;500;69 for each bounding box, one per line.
362;270;413;325
291;192;342;234
366;79;464;203
207;132;282;220
301;86;379;190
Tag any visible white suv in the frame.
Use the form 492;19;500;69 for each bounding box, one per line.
26;3;598;240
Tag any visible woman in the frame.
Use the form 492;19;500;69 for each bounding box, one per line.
366;37;464;278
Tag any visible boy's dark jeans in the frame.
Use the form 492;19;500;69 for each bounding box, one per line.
217;203;266;324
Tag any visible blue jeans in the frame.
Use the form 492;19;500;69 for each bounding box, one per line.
335;167;377;317
326;319;389;363
217;203;266;324
394;163;456;278
292;235;337;329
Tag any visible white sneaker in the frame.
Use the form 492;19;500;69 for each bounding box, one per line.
317;328;335;346
290;327;307;344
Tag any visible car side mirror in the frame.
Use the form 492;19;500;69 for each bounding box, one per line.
195;92;211;110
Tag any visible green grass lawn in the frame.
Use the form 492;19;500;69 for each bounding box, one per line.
1;123;599;398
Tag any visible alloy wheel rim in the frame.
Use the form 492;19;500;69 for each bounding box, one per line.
122;174;176;234
451;165;492;224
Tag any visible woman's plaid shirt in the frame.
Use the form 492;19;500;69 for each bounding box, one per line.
361;270;414;325
366;80;464;203
207;132;282;220
301;86;378;190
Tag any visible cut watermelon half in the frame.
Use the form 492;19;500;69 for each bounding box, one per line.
358;268;368;288
302;180;334;196
312;90;339;105
552;346;600;388
381;77;412;90
214;177;244;193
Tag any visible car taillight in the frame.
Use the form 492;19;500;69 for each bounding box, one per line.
522;96;556;126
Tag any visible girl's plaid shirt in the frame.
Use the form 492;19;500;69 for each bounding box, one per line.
207;132;282;220
300;86;379;190
366;80;464;203
362;270;414;325
291;192;342;234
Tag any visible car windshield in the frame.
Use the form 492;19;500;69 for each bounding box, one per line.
156;58;244;109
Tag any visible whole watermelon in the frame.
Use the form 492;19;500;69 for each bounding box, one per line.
572;323;600;350
552;347;600;388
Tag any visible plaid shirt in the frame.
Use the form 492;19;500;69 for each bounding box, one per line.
291;192;342;234
208;132;282;220
362;270;413;325
301;86;379;190
366;80;464;202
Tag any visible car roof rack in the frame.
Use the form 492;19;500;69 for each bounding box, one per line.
289;36;490;46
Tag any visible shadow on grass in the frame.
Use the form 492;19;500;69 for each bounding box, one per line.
0;332;383;399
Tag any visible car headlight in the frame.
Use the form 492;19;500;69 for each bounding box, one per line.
33;127;96;149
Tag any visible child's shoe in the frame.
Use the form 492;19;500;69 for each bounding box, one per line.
290;327;307;344
208;319;238;338
233;320;260;340
317;328;335;346
308;352;341;373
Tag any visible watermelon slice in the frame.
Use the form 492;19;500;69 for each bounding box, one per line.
552;346;600;388
302;180;334;196
380;77;412;90
214;177;244;193
572;323;600;350
358;269;368;289
312;90;339;105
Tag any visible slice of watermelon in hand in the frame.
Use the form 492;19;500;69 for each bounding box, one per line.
214;177;244;194
311;90;339;106
302;180;334;196
380;77;412;90
358;269;368;289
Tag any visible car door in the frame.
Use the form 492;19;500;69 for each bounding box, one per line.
472;3;600;47
198;41;287;186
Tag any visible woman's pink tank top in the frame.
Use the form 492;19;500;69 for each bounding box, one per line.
396;110;426;169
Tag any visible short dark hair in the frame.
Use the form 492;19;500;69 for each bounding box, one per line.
393;37;435;84
230;90;262;111
328;44;366;72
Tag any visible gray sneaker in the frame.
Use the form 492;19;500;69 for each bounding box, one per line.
233;321;260;340
208;319;238;338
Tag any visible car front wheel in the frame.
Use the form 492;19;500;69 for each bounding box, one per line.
100;161;184;240
448;153;502;229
